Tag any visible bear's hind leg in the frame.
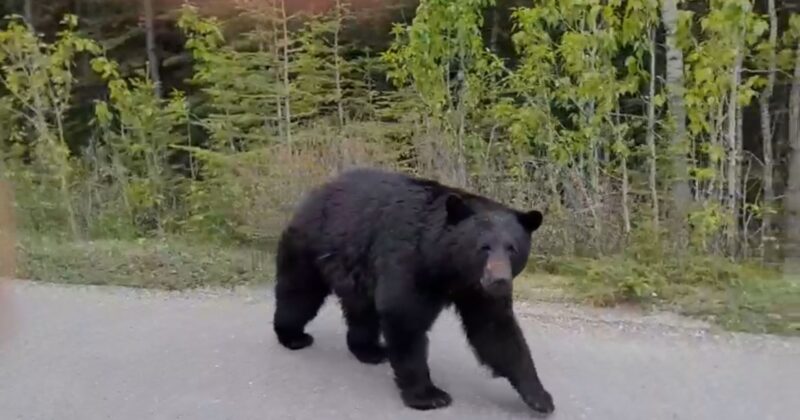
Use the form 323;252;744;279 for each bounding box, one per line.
340;295;386;364
272;233;329;350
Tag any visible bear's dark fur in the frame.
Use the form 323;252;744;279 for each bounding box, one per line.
272;168;554;415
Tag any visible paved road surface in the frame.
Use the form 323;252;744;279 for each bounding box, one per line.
1;280;799;420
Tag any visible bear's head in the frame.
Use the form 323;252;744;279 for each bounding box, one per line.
444;193;543;297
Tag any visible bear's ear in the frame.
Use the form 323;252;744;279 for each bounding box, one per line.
517;210;543;233
445;194;474;225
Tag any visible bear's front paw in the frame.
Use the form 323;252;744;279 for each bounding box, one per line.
401;385;453;410
521;388;555;417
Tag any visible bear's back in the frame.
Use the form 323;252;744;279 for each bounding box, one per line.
284;169;426;256
285;168;515;257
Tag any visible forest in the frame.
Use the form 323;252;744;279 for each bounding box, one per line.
0;0;798;334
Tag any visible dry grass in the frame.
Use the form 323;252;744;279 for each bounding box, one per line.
0;180;17;343
0;180;16;279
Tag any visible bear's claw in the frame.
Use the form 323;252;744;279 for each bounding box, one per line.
522;388;555;417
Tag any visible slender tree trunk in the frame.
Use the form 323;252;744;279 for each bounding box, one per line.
270;3;284;142
584;97;601;247
489;6;500;53
456;68;468;187
737;102;745;257
726;51;743;258
783;41;800;282
143;0;162;98
759;0;777;261
621;155;631;236
333;0;345;128
711;105;725;205
280;0;293;147
76;0;91;78
738;148;753;259
451;26;469;187
646;27;659;232
660;0;693;245
23;0;33;29
613;109;631;237
53;109;80;239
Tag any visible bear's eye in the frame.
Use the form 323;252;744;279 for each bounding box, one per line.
480;244;492;253
505;244;518;255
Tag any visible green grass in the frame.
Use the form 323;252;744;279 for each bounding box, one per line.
14;234;800;336
519;254;800;336
671;278;800;335
16;234;274;290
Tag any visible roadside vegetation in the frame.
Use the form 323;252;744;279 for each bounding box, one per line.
1;0;798;336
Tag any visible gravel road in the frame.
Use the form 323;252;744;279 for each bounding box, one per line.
1;280;798;420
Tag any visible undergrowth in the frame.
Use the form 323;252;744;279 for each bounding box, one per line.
16;234;273;290
13;230;800;336
529;252;799;336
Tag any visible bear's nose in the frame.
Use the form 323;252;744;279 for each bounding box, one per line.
485;256;512;281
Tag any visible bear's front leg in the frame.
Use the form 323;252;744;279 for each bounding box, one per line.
373;252;451;410
374;275;451;411
380;313;452;410
454;292;555;417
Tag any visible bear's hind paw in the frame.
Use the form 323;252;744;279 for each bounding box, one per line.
276;331;314;350
350;344;388;365
401;385;453;410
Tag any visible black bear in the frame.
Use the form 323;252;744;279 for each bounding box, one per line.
272;168;555;416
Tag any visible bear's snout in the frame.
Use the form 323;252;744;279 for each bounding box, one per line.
481;254;512;295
